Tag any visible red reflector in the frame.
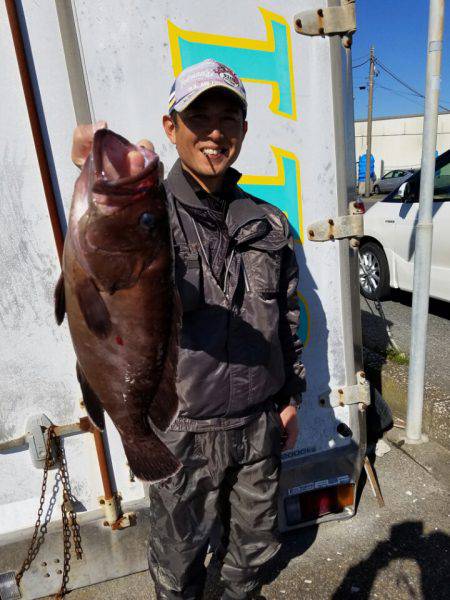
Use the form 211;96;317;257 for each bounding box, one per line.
284;484;355;526
301;488;335;519
354;201;366;214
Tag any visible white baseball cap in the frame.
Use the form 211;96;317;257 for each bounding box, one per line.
168;59;247;115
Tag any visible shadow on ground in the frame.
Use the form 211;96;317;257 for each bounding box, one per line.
203;525;319;599
359;295;396;445
388;289;450;320
204;520;450;599
331;521;450;600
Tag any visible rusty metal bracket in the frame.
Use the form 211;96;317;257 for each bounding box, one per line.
307;213;363;243
294;3;356;38
110;512;137;531
321;371;371;408
98;493;136;530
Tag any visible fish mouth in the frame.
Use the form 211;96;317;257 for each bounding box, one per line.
91;129;160;204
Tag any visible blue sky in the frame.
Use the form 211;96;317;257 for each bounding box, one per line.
352;1;450;120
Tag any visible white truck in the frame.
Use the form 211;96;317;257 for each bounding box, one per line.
0;1;368;597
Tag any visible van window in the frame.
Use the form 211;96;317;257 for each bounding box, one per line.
434;161;450;201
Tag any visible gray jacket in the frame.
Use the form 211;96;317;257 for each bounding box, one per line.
164;160;306;431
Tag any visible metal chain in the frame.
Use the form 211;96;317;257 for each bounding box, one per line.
15;425;83;599
359;253;401;352
54;430;83;598
57;498;72;599
372;296;401;352
15;425;55;584
58;436;83;560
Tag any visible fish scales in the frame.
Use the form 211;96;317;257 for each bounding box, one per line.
55;129;181;482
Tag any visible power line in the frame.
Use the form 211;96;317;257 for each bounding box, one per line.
375;59;425;98
375;57;450;112
353;53;370;62
353;58;370;69
374;83;426;110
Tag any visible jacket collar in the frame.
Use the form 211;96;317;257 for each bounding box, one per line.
165;159;205;210
166;159;241;209
165;159;268;239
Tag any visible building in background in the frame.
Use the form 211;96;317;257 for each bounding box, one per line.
355;112;450;180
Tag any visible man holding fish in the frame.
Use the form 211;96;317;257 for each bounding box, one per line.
69;60;306;600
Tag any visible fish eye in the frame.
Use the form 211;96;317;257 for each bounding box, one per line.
139;212;156;229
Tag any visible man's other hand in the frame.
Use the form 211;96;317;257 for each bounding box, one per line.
279;405;299;451
72;120;107;168
71;122;155;174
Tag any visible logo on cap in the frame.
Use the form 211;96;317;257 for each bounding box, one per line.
215;64;240;88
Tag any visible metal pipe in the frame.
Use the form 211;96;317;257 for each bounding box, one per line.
6;0;118;505
0;418;91;454
0;434;27;453
93;430;114;501
364;46;375;198
55;0;95;123
405;0;445;443
5;0;65;262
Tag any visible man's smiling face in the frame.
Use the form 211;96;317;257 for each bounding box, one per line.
163;87;247;192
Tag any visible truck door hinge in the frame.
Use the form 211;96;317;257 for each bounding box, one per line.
307;213;363;243
321;372;371;409
294;2;356;45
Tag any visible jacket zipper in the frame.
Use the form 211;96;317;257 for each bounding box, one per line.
223;248;235;297
241;259;250;292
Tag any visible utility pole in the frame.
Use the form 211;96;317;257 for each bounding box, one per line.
406;0;445;444
364;46;375;197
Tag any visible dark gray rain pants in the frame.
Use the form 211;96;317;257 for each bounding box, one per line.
148;410;282;600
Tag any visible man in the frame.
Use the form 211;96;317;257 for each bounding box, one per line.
72;59;306;600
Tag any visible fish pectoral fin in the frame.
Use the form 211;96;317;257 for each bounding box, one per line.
75;278;112;339
122;429;181;483
54;273;66;325
147;290;182;431
76;363;105;430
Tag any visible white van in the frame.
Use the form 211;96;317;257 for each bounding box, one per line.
360;149;450;302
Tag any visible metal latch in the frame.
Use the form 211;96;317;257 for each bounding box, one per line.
26;414;55;468
321;372;371;408
294;3;356;38
307;213;363;243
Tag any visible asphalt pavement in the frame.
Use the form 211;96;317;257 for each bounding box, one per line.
361;290;450;396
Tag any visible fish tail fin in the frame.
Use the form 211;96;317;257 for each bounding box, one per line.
122;430;181;483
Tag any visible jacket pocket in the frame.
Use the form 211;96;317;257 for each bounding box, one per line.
175;244;202;312
241;229;289;294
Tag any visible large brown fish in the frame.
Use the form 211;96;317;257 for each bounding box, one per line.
55;128;181;482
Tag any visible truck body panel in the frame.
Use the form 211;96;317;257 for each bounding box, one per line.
0;1;365;596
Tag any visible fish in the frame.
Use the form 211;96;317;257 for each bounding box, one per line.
55;128;181;482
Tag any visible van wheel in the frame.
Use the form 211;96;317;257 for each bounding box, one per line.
373;185;380;194
359;242;390;300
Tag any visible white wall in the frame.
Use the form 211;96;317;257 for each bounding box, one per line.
355;112;450;178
